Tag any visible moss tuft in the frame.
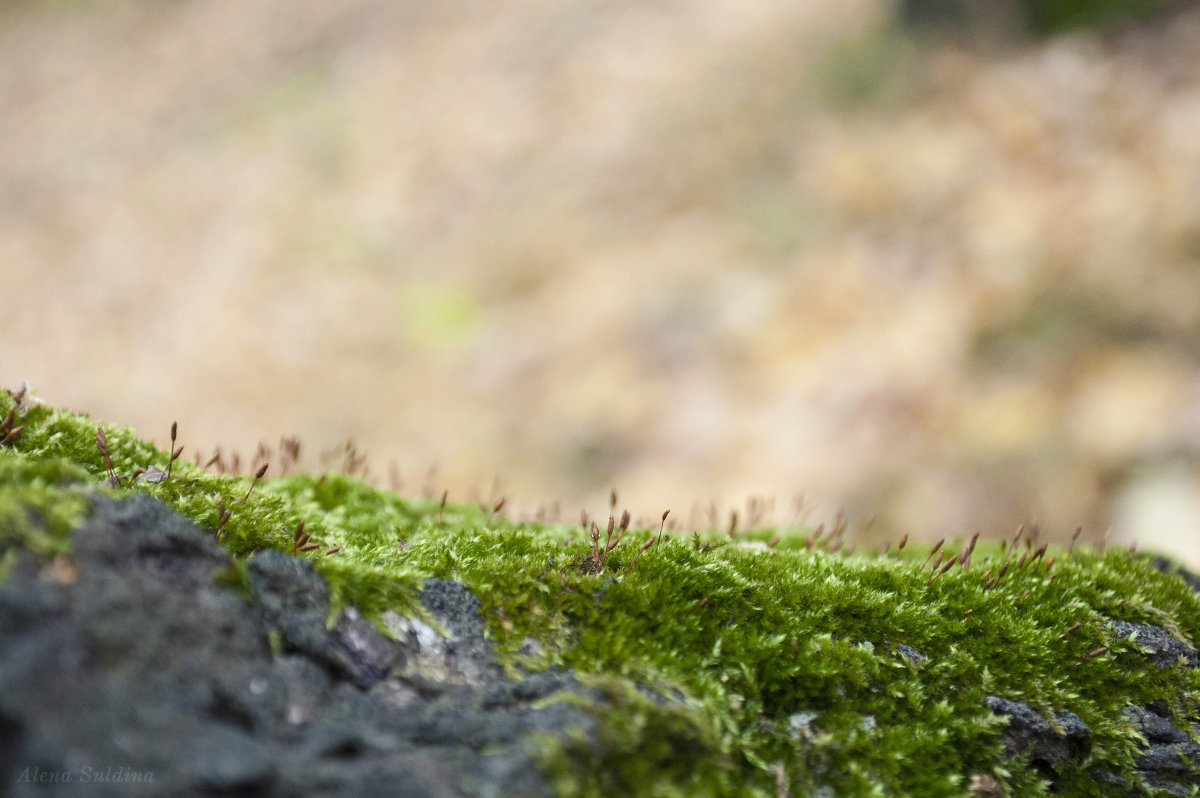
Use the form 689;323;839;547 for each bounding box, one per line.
0;448;90;570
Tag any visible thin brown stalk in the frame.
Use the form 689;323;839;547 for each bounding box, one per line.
1059;622;1082;639
165;422;179;481
1069;526;1083;552
486;497;506;525
289;520;319;553
214;500;231;539
240;463;268;504
921;538;945;571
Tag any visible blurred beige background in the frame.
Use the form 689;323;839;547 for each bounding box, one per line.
5;1;1200;562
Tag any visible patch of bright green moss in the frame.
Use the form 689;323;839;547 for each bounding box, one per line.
3;387;1200;796
0;448;90;575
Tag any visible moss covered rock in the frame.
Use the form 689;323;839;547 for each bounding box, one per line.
2;387;1200;796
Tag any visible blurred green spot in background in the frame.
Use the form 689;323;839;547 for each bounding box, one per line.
400;284;483;349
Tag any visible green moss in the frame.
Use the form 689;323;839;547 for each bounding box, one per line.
0;448;90;569
3;387;1200;795
531;673;741;797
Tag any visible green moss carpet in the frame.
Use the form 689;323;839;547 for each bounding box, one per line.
3;386;1200;796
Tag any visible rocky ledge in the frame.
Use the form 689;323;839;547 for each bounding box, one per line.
3;494;1200;796
0;494;597;798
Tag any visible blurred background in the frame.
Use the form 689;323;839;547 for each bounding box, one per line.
4;0;1200;563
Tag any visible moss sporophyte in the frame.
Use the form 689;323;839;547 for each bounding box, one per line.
4;383;1200;796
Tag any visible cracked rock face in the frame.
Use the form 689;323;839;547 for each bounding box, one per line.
0;494;594;797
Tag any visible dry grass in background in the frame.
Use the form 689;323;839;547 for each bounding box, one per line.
4;0;1200;563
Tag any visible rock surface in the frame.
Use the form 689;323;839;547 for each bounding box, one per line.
983;695;1091;769
5;493;1200;796
0;494;594;797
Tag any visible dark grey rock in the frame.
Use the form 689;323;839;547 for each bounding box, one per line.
331;607;406;688
1091;766;1130;789
1110;621;1200;669
1123;704;1190;745
379;579;507;689
246;550;406;689
34;494;1200;796
182;722;276;791
1138;741;1200;773
984;696;1090;770
1123;703;1200;797
418;578;506;684
1143;771;1200;798
247;549;335;651
896;643;926;665
0;493;603;798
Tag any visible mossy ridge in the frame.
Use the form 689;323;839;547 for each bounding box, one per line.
0;390;435;621
3;389;1200;795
